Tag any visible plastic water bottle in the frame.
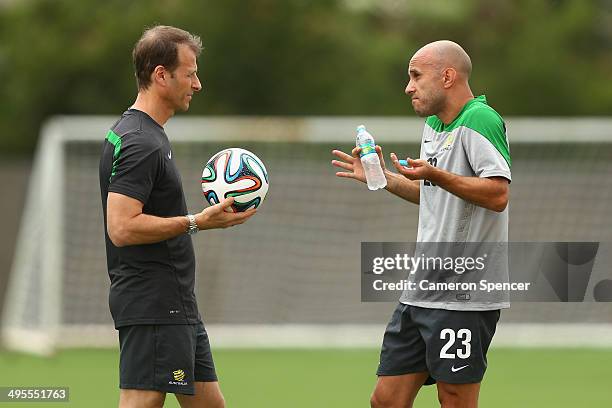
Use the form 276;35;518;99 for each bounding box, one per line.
356;125;387;190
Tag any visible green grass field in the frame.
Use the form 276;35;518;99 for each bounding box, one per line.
0;348;611;407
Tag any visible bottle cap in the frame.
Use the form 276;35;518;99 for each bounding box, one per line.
356;125;366;133
398;159;408;167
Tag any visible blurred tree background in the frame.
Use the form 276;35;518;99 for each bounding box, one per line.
1;0;611;153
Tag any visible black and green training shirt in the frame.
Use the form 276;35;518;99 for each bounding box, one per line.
99;108;199;328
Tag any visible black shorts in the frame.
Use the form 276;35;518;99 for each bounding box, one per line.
377;303;500;385
118;320;217;395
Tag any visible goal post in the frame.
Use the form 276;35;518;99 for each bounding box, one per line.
2;120;65;354
3;116;612;354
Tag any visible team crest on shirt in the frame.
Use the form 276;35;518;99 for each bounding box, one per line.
169;369;188;386
441;134;455;152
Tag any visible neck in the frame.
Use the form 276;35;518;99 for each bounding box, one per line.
437;87;474;125
131;91;174;127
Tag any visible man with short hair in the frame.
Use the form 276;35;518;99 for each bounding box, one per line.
100;25;255;408
332;40;511;408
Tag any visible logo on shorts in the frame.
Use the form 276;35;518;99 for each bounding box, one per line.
173;369;186;381
451;364;469;373
168;369;188;386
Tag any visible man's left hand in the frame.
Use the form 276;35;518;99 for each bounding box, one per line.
390;153;434;181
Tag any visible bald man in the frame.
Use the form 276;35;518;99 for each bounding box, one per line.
332;41;511;408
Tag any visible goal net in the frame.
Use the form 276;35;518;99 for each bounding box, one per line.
3;116;612;354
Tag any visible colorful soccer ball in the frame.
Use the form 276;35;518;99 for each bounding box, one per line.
201;148;269;212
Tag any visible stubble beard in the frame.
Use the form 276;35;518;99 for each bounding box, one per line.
413;89;446;117
174;94;190;112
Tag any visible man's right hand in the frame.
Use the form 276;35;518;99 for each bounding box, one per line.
331;145;387;184
196;197;256;230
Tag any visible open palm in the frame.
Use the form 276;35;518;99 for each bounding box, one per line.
331;145;386;184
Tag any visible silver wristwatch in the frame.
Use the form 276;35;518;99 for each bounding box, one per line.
186;214;199;235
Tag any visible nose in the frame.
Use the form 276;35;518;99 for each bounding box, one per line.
192;73;202;92
405;81;415;96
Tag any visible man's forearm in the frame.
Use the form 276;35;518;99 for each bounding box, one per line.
110;213;189;247
384;170;420;204
428;168;508;212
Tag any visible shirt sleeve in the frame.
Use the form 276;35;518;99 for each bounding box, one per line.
461;109;512;182
107;133;163;204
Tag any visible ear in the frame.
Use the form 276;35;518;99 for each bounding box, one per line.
152;65;167;87
442;68;457;89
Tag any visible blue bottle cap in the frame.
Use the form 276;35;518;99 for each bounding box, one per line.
398;159;408;167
